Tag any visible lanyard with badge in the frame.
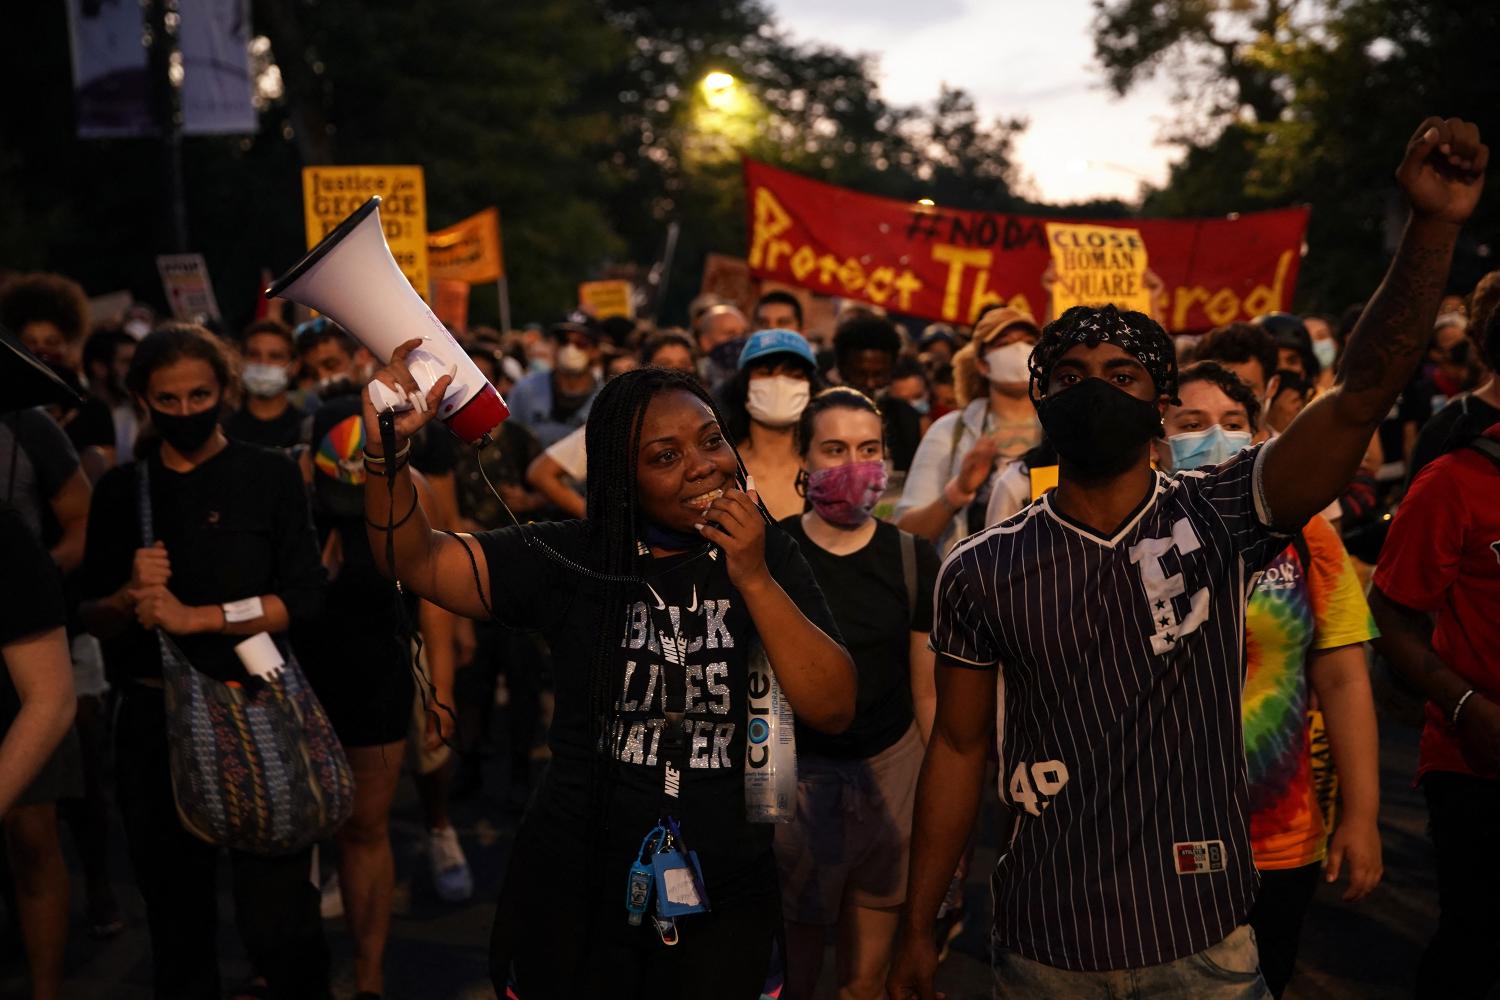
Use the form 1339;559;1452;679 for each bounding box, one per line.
624;549;714;944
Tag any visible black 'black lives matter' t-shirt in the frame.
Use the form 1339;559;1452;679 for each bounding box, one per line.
476;520;842;903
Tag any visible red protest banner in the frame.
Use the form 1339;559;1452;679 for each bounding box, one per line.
744;159;1309;332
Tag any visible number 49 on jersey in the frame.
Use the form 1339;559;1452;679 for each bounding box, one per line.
1009;759;1070;816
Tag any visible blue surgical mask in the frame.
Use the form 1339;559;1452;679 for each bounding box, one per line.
910;396;931;416
1312;338;1337;370
1168;425;1253;471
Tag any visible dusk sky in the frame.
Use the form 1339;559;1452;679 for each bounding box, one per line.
764;0;1181;204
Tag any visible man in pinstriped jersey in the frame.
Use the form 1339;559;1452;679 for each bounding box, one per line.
888;117;1488;999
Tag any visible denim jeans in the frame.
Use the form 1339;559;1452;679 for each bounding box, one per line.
992;924;1271;999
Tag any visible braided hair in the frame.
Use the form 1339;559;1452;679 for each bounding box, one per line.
1028;304;1179;405
571;367;761;914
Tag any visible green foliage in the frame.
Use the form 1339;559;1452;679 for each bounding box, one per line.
0;0;1027;331
1095;0;1500;311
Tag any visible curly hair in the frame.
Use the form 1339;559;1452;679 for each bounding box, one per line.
0;272;90;343
1177;361;1261;434
1193;323;1278;391
1028;304;1178;405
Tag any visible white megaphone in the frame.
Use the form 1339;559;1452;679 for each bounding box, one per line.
266;196;508;444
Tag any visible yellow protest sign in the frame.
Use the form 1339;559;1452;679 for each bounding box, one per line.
1045;223;1152;317
429;207;504;284
1028;464;1059;501
578;280;634;320
302;166;429;299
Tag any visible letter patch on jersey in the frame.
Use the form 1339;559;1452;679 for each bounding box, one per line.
1174;840;1226;875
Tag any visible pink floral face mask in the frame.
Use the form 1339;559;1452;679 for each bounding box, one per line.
805;459;889;527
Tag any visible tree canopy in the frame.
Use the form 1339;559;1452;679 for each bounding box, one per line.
1091;0;1500;309
0;0;1027;329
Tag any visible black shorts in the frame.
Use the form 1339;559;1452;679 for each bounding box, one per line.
303;649;414;749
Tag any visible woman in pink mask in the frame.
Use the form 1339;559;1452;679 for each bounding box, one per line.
775;387;940;1000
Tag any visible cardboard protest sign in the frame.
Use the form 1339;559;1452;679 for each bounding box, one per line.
302;166;429;299
1045;223;1153;316
578;280;634;320
156;254;221;322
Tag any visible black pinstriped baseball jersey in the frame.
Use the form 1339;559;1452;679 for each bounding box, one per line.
931;444;1288;971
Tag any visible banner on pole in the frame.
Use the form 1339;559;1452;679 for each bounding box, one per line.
179;0;256;136
302;166;429;300
429;208;504;284
743;159;1307;332
65;0;152;138
578;280;634;320
156;254;222;322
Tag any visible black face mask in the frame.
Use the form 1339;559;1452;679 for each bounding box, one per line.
1036;378;1161;481
151;406;220;455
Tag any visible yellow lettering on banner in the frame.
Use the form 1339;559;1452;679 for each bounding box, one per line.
1205;288;1240;326
893;271;923;311
837;257;866;294
790;245;818;281
1242;250;1294;318
302;165;429;300
866;266;895;304
1170;249;1294;330
745;183;924;312
968;271;1006;323
932;244;993;321
1045;222;1152;317
749;186;794;271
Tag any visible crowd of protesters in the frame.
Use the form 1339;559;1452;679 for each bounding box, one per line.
0;116;1494;1000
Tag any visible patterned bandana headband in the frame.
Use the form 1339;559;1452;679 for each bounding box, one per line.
1028;304;1180;406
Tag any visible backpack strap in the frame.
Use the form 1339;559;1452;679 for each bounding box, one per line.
899;528;918;628
1468;434;1500;471
948;409;968;471
135;460;155;547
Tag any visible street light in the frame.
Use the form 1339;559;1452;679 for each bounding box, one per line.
701;71;738;111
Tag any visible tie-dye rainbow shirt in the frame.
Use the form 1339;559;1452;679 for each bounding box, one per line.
1243;514;1378;870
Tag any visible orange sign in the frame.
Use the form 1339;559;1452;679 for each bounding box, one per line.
428;207;505;284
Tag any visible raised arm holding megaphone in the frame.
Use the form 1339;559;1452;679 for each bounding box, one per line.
265;196;508;445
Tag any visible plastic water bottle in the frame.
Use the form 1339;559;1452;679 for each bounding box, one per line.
745;643;796;822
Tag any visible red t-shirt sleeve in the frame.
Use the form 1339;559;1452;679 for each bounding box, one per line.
1373;457;1468;612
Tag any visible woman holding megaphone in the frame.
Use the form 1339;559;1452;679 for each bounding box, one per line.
361;340;855;999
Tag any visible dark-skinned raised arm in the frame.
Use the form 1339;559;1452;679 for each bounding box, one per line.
1260;117;1488;528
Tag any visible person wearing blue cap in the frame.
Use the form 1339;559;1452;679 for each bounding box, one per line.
717;328;820;520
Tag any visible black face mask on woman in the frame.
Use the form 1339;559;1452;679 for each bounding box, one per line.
150;406;220;455
1036;378;1161;481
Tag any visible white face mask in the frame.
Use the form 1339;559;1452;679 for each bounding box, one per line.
241;362;289;398
1312;338;1337;370
746;375;810;428
556;343;591;374
985;341;1033;385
